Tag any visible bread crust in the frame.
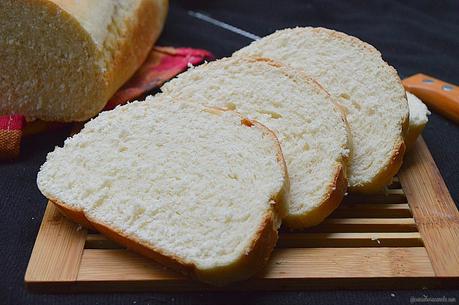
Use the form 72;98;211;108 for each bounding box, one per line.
46;112;289;285
284;163;348;229
350;138;406;193
52;198;279;285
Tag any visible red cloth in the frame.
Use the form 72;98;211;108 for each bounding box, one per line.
0;47;214;160
0;115;25;159
105;47;214;109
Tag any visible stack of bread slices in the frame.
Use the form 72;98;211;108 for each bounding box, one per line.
37;27;429;285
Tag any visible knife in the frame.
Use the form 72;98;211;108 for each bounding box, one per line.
188;11;459;123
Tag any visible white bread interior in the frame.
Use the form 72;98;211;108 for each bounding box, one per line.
161;57;349;228
37;95;288;285
235;27;409;192
405;92;430;150
0;0;168;122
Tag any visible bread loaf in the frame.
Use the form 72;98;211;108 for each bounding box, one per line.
0;0;168;122
37;96;289;285
162;57;349;229
405;92;430;150
235;27;409;193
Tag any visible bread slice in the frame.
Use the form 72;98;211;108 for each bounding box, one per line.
405;92;430;150
235;27;409;192
0;0;168;122
161;57;349;229
37;96;288;285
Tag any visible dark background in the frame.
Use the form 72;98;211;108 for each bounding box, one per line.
1;0;458;304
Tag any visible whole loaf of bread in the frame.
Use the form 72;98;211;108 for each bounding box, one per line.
0;0;168;122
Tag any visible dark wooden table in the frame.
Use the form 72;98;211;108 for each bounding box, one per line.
1;1;458;304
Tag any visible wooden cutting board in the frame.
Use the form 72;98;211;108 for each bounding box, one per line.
24;138;459;292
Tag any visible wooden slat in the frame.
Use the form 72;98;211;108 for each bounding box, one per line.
78;249;180;281
74;248;435;291
277;232;423;247
88;232;424;248
77;247;435;281
306;218;418;232
263;247;433;278
86;218;419;249
331;203;412;218
25;202;87;283
343;192;407;204
399;138;459;276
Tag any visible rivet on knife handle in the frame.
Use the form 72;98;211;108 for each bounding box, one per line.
402;73;459;123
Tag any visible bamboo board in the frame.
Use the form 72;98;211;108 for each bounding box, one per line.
25;138;459;292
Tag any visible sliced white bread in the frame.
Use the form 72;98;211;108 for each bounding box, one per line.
37;96;289;285
405;92;430;150
235;27;409;193
0;0;168;121
161;57;349;229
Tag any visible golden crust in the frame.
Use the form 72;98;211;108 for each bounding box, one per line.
284;162;348;229
52;198;279;285
47;111;288;285
350;138;406;193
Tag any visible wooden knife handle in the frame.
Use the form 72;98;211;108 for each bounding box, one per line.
402;73;459;123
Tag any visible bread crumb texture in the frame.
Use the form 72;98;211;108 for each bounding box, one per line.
37;96;285;272
405;92;430;150
235;27;409;190
162;56;349;226
407;92;430;127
